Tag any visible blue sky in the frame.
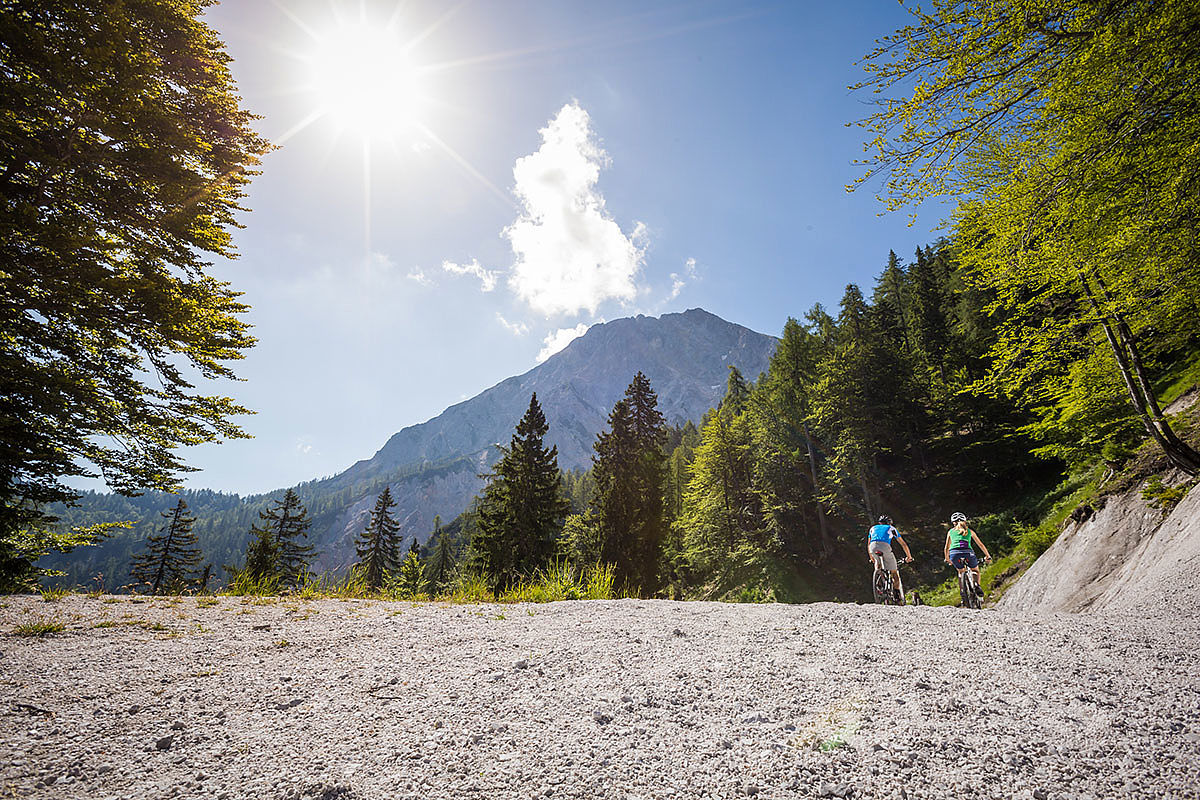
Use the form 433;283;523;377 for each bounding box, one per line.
173;0;942;494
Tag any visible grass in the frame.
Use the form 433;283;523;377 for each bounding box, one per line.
40;587;69;603
12;620;65;637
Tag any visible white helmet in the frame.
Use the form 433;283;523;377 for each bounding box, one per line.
950;511;967;524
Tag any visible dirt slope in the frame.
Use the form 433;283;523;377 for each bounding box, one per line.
3;596;1199;800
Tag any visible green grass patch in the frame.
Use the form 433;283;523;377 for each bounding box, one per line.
13;620;65;637
40;587;69;602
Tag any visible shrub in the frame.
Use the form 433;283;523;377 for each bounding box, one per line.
1142;476;1191;512
1017;524;1059;558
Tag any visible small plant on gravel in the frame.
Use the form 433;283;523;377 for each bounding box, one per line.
40;587;69;602
274;638;290;647
584;562;616;600
102;597;119;604
196;596;218;607
223;571;283;597
444;572;490;602
13;620;66;637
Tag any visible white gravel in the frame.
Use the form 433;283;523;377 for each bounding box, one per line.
2;595;1199;800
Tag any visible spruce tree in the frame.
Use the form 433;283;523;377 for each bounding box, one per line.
592;372;669;594
259;490;316;587
472;393;568;595
129;499;202;594
242;523;278;581
355;488;402;590
423;516;456;595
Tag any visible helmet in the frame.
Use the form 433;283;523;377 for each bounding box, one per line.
950;511;967;524
877;515;892;526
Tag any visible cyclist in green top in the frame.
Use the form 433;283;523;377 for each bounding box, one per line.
943;512;992;597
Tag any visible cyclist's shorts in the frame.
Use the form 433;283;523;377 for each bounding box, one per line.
869;541;898;571
949;548;978;569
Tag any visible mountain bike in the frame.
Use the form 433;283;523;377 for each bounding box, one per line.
949;556;991;609
872;555;911;605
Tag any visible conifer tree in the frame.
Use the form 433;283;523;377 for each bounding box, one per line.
257;490;316;587
423;516;456;594
355;488;402;590
242;523;278;581
129;499;202;594
472;394;569;594
592;373;669;594
397;549;425;598
750;317;831;557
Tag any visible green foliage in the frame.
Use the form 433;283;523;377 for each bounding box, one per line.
0;0;270;544
221;570;282;597
472;393;569;595
1;521;125;593
39;587;68;602
12;620;65;637
394;550;426;598
854;0;1200;475
1017;524;1059;559
1142;477;1191;512
559;512;602;567
423;517;456;595
251;490;316;587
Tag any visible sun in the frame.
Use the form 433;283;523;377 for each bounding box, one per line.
307;21;425;139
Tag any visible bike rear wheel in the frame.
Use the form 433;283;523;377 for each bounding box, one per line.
873;569;891;604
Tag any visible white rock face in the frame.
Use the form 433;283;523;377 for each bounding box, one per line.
3;596;1198;799
998;473;1200;615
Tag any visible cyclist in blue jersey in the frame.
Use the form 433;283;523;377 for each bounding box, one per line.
867;515;913;603
943;512;993;597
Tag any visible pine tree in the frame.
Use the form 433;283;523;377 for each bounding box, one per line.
129;499;202;594
423;516;456;594
355;488;402;590
258;490;316;587
592;372;669;594
472;394;569;595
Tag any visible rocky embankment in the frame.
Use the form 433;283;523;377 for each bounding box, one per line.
998;470;1200;615
3;595;1199;799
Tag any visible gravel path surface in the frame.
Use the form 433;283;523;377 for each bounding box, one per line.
2;595;1199;800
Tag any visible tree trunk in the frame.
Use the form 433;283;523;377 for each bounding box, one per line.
1078;269;1200;475
801;421;832;558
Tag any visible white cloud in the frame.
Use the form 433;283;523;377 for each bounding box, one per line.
668;256;698;300
406;268;434;286
294;438;318;456
536;323;590;363
505;101;647;316
496;312;529;336
442;258;499;292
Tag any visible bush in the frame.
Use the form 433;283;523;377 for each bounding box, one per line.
1017;524;1059;558
1142;476;1191;512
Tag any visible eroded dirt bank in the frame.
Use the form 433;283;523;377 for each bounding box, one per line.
2;596;1198;800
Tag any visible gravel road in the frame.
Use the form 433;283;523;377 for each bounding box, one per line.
2;595;1198;800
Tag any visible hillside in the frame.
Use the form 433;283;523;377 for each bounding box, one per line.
44;309;777;587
